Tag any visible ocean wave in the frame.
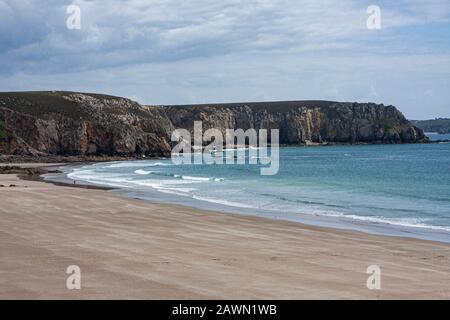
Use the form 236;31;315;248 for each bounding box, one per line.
153;186;196;194
107;162;148;168
147;162;173;167
188;192;450;233
134;178;192;186
181;175;224;182
153;188;192;197
134;169;153;175
68;170;132;188
192;195;255;209
107;161;172;168
336;214;450;232
133;169;224;182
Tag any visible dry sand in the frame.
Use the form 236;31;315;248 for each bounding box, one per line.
0;173;449;299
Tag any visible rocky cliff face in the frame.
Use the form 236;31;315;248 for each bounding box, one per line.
0;92;427;157
0;92;173;157
164;101;427;145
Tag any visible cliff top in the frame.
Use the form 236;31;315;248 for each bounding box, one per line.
0;91;146;120
1;91;396;118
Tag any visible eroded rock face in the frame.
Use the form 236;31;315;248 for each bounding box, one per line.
164;101;427;145
0;92;427;157
0;92;173;157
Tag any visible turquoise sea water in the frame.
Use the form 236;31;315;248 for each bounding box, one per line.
65;140;450;242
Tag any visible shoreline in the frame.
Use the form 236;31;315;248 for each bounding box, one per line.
50;167;450;245
52;160;450;244
0;138;446;165
7;157;450;244
1;171;450;299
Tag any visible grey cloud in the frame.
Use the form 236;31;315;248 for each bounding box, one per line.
0;0;449;119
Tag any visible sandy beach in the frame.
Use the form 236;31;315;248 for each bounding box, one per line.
0;171;450;299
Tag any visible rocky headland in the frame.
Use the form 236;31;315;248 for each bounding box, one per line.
0;91;427;161
412;118;450;134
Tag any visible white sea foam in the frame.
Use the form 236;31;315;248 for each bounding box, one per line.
192;195;255;209
181;175;210;181
68;170;132;188
154;188;192;197
133;169;223;182
181;175;224;182
107;162;148;168
283;208;450;232
134;169;153;175
147;162;172;167
337;214;450;232
107;161;172;168
154;186;196;194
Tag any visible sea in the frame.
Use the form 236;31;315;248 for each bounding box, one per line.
54;134;450;243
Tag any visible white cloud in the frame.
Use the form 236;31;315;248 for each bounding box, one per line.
3;0;446;70
0;0;449;119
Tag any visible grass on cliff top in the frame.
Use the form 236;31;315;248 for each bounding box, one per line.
0;91;88;120
0;91;124;101
0;91;142;120
164;100;339;113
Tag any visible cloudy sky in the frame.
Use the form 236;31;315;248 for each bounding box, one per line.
1;0;449;119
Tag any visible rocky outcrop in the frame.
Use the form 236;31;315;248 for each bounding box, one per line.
164;101;427;145
0;92;427;158
0;92;173;157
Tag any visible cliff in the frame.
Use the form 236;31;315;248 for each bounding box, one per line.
0;91;427;158
411;118;450;134
0;92;173;157
163;101;426;145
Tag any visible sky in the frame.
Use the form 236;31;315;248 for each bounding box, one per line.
0;0;449;119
